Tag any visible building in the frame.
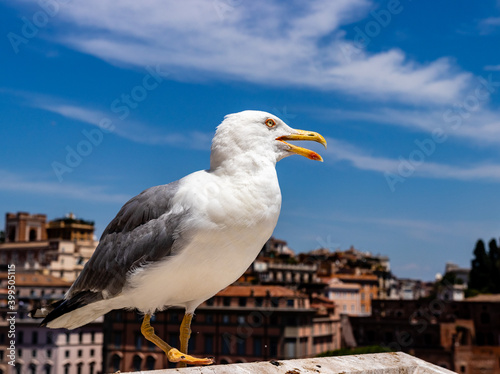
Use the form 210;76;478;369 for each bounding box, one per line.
0;271;103;374
443;262;470;286
250;260;320;285
0;212;98;282
46;214;95;242
102;285;341;372
324;278;362;316
4;213;47;243
396;278;432;300
329;273;378;315
349;296;500;373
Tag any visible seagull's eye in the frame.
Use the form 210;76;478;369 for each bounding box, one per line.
265;118;276;128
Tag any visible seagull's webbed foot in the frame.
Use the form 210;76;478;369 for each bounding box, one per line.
167;348;215;365
141;314;214;366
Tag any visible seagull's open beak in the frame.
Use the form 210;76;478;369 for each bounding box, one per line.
276;130;327;162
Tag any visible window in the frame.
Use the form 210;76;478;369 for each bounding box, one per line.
112;355;121;372
148;340;156;350
46;332;53;344
287;299;294;307
237;315;246;325
135;333;143;349
253;337;263;356
79;331;83;343
44;365;52;374
223;297;231;306
221;336;231;354
132;355;142;371
18;349;22;357
64;364;70;374
32;350;37;357
255;297;263;307
8;227;16;242
91;331;95;343
204;335;214;354
238;297;246;307
90;349;95;357
78;349;82;357
89;363;95;374
270;337;278;356
65;350;70;358
66;332;70;343
18;331;24;344
32;331;38;344
115;311;123;321
206;298;214;306
222;315;230;324
47;349;52;358
188;333;196;352
29;364;36;374
237;338;246;355
77;363;83;374
113;331;122;348
146;356;156;371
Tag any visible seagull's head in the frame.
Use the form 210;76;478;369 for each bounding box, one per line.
210;110;327;171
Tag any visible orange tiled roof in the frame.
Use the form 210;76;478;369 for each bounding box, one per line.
0;272;71;287
217;285;304;298
331;273;378;281
465;294;500;302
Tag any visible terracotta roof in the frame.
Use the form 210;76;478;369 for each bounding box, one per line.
331;273;378;281
464;294;500;302
0;272;71;287
216;285;304;298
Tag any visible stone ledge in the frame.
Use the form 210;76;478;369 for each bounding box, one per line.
123;352;456;373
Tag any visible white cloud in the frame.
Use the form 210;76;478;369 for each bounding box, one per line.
479;16;500;34
325;137;500;182
34;101;212;150
15;0;473;104
0;169;130;203
320;99;500;146
484;64;500;71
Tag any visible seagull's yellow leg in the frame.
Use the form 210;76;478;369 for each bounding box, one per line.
178;313;193;368
141;314;214;366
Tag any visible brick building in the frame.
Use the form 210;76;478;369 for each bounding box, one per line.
0;272;103;374
0;212;98;282
349;296;500;373
102;285;341;372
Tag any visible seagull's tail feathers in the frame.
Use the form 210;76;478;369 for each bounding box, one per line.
35;291;114;330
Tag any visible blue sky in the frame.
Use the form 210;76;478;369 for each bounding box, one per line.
1;0;500;281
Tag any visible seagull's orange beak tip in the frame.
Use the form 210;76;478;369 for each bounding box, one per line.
276;129;327;162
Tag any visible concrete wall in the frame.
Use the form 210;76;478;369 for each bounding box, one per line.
123;352;456;374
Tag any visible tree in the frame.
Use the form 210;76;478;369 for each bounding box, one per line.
488;238;500;293
468;240;492;294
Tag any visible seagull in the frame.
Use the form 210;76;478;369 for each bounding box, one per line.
34;110;326;366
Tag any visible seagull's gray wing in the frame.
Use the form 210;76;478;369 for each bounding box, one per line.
68;180;188;299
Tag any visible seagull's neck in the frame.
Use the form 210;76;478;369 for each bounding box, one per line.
209;152;277;180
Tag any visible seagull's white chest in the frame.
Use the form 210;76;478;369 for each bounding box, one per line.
124;168;282;313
